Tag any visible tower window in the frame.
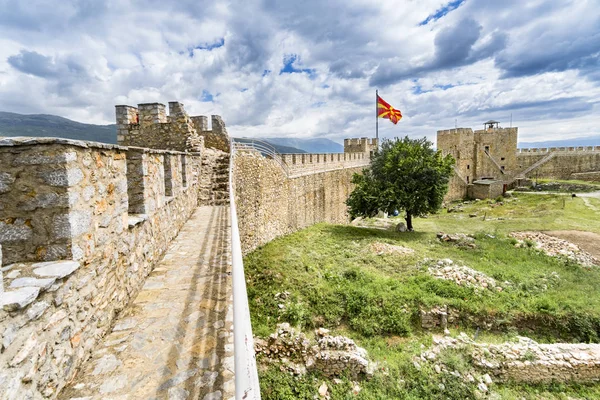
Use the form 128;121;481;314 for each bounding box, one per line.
501;157;505;161
484;145;490;152
467;176;470;183
467;165;470;170
501;166;505;170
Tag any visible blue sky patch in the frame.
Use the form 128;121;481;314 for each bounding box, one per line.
200;90;213;102
280;54;316;78
434;84;455;90
188;38;225;57
419;0;466;26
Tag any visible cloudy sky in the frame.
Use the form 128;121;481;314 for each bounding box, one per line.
0;0;599;144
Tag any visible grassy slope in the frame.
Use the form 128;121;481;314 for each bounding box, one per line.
245;192;600;399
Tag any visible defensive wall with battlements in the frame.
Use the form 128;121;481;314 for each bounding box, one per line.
438;124;600;201
0;136;206;398
0;100;373;399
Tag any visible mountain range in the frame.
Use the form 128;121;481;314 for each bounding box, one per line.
3;111;596;153
0;112;117;144
0;111;344;153
519;136;600;148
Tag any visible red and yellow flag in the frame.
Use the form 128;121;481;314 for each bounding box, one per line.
377;95;402;124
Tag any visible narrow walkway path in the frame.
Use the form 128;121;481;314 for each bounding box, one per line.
61;206;234;400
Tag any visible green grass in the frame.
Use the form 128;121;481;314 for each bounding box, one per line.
245;191;600;399
420;193;600;235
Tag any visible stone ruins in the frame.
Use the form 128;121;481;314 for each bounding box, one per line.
438;121;600;200
0;101;599;399
0;101;376;399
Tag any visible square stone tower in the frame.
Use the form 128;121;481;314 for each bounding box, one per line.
437;121;518;184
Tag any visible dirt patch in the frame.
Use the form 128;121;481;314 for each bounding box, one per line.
544;230;600;261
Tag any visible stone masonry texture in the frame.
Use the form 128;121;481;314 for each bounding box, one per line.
437;126;600;201
233;150;365;255
60;206;234;400
0;101;377;399
0;137;203;399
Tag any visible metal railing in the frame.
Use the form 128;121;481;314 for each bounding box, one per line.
232;138;371;179
229;139;261;400
232;138;290;176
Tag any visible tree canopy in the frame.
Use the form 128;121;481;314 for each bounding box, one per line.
346;136;455;231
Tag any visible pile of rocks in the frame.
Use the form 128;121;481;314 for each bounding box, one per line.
419;332;600;385
426;259;503;292
369;242;414;256
510;231;599;267
437;232;476;249
254;323;374;379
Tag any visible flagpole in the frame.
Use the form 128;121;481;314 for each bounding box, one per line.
375;90;379;147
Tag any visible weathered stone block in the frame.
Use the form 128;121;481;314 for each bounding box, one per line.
0;220;33;242
1;287;40;310
33;260;80;279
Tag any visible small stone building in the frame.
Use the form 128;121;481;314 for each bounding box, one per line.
468;179;505;200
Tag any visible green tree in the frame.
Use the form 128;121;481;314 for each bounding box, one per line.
347;136;455;231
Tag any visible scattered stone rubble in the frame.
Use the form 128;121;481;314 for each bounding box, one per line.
510;231;599;267
437;232;476;248
419;332;600;385
254;323;374;379
425;259;504;292
368;242;414;256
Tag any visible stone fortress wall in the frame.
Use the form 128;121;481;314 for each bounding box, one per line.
438;125;600;201
233;154;364;255
0;100;373;398
116;101;230;152
516;146;600;180
0;136;204;398
0;100;233;399
280;151;369;176
233;138;373;254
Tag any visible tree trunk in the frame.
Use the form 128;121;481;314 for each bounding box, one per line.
405;211;414;231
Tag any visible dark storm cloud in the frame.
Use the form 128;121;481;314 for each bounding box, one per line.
8;50;60;77
494;27;600;79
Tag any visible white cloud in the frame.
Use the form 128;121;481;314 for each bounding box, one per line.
0;0;598;145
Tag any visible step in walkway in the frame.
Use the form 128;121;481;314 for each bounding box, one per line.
61;206;234;400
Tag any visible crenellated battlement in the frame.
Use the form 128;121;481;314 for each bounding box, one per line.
280;151;370;176
116;101;230;153
518;146;600;154
344;137;378;153
436;128;474;136
0;136;207;397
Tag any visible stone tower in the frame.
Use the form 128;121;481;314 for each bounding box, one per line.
344;137;378;154
437;121;518;185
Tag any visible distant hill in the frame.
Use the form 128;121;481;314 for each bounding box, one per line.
0;112;117;144
263;137;343;153
519;136;600;148
233;138;306;154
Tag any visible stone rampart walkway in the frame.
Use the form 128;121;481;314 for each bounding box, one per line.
61;206;234;400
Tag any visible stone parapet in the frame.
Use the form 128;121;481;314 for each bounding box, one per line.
344;137;377;154
281;152;370;177
116;101;228;153
0;137;203;398
233;151;360;254
518;146;600;153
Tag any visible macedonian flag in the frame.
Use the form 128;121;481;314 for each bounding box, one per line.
377;95;402;124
